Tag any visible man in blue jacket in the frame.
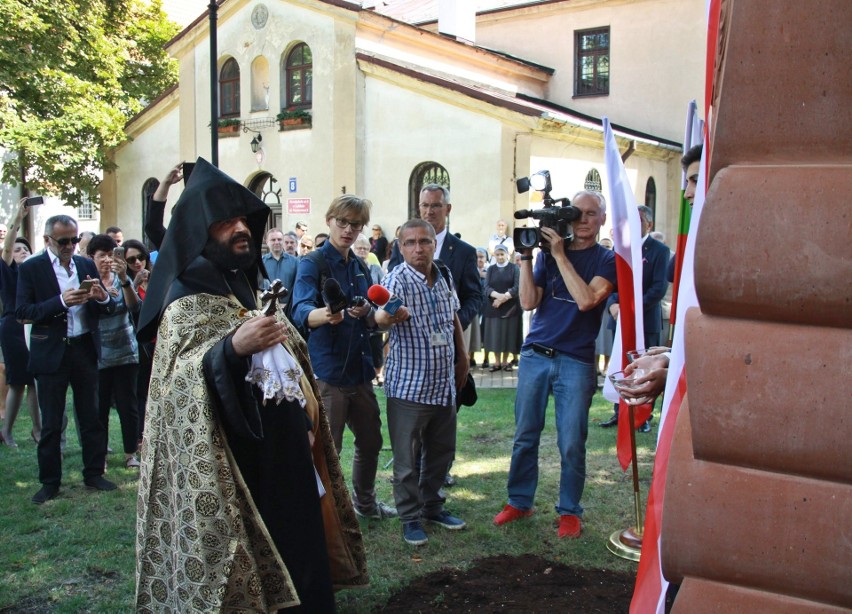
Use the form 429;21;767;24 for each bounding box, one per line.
291;195;396;520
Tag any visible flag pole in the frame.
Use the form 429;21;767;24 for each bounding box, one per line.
607;400;644;561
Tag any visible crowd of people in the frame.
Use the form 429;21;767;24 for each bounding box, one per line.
0;150;691;609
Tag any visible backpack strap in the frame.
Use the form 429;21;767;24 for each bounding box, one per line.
433;259;455;293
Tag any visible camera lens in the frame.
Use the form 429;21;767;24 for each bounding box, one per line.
517;228;539;249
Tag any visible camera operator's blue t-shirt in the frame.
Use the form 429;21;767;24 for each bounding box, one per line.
523;244;616;363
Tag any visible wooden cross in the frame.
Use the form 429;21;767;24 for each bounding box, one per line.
260;279;288;316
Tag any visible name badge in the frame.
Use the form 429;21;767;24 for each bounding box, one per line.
430;331;449;347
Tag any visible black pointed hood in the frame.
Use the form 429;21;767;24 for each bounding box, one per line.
137;158;270;342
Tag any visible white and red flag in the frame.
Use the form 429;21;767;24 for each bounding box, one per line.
601;117;651;470
631;1;720;609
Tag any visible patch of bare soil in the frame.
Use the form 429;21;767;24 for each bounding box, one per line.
381;554;633;613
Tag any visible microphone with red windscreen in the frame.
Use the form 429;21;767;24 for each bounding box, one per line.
367;284;404;316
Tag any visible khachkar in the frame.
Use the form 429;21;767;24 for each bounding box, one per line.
661;0;852;611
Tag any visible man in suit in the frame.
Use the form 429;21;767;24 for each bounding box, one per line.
16;215;116;504
388;184;482;332
600;205;670;431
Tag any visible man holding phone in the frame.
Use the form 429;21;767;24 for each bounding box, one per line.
16;215;116;504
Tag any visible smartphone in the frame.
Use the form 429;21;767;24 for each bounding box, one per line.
113;246;125;261
182;162;195;186
24;196;44;207
79;279;96;292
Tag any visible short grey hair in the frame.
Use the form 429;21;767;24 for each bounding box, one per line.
637;205;654;223
571;191;606;215
420;183;450;204
44;215;77;235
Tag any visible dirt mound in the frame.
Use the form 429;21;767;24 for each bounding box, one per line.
381;553;633;612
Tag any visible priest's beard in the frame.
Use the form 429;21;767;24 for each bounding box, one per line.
203;233;257;271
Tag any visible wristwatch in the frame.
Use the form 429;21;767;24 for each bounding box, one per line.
121;280;132;288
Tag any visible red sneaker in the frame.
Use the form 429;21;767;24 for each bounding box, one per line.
493;504;534;526
558;514;582;539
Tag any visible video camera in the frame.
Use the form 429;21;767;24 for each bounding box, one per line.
514;171;580;252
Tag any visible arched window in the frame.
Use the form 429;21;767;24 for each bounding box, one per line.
141;178;160;250
250;56;270;111
645;176;657;217
584;168;602;192
248;172;282;233
283;43;312;110
219;58;240;118
409;162;450;221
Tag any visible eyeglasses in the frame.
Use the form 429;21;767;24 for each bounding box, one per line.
372;227;380;231
333;218;364;231
419;203;445;211
550;276;576;304
49;235;81;246
125;255;146;265
401;238;435;249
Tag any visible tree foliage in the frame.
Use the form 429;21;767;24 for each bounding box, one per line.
0;0;179;206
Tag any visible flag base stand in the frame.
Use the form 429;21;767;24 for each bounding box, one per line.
607;527;642;562
606;403;645;562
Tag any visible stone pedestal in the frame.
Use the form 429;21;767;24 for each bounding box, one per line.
661;0;852;610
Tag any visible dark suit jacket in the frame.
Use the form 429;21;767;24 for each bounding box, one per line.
607;236;670;337
388;232;483;330
15;252;115;374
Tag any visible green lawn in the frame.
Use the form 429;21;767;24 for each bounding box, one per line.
0;388;656;612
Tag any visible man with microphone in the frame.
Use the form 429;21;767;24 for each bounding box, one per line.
376;219;469;546
292;195;397;520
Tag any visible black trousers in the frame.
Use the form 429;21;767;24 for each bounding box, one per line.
98;363;139;454
35;335;107;486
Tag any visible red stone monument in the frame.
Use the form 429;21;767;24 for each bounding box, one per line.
661;0;852;610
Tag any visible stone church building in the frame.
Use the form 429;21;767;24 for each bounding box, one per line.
101;0;705;247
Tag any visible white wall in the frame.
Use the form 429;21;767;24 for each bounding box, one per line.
361;77;508;248
476;0;705;142
113;107;182;240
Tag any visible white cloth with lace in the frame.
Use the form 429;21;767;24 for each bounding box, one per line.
246;344;307;407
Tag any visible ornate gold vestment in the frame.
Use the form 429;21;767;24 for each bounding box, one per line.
135;293;368;612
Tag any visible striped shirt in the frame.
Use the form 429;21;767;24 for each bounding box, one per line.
383;262;460;406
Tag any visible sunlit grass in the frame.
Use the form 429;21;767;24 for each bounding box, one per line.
0;386;656;611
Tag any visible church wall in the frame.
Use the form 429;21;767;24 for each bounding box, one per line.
360;76;509;249
527;136;675;244
474;0;705;143
171;0;359;233
112;106;182;241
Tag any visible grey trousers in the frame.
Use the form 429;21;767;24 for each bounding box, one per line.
317;380;383;513
386;397;456;522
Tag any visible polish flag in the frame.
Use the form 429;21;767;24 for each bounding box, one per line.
631;1;720;610
601;117;651;470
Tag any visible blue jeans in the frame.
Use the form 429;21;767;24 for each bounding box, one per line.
506;348;597;516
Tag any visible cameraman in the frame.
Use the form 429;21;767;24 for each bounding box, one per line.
493;191;616;539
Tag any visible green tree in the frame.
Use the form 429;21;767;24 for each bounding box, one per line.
0;0;178;207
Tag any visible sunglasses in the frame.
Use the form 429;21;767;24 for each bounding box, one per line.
49;235;81;246
125;255;146;265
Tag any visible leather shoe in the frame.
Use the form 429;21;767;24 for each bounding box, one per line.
84;475;118;491
32;485;59;504
637;420;652;433
599;414;619;428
